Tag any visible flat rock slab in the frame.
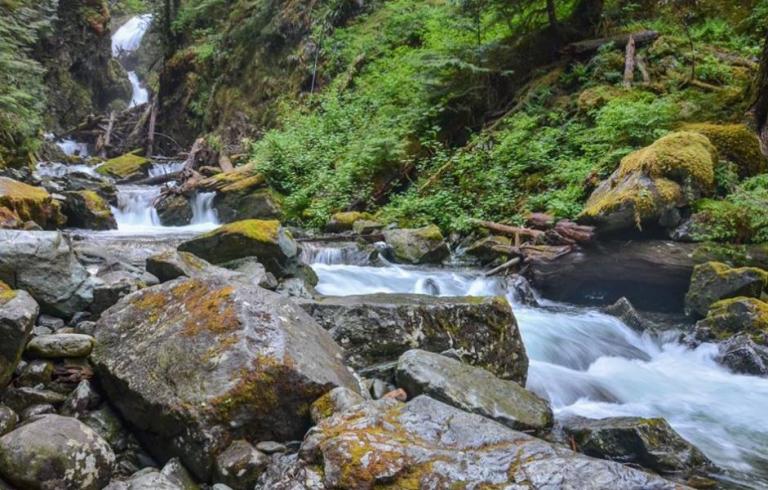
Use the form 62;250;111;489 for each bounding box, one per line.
25;333;94;358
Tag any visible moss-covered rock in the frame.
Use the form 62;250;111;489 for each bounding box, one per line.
198;167;282;223
155;193;193;226
0;177;66;229
382;225;449;264
178;219;299;277
96;152;151;180
577;85;623;112
685;261;768;318
681;123;767;177
696;297;768;342
580;132;718;233
325;211;372;233
91;273;359;481
62;190;117;230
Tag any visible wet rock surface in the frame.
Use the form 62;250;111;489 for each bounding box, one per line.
685;261;767;318
91;272;359;481
301;293;528;383
382;225;449;264
0;283;37;387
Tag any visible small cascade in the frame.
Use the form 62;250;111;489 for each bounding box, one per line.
300;242;376;266
55;138;90;157
36;161;99;178
111;14;152;109
190;192;219;225
111;185;161;228
127;72;148;107
148;161;185;178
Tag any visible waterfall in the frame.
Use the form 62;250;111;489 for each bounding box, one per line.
300;242;373;265
112;14;152;108
190;192;219;225
55;138;90;157
309;259;768;487
148;161;185;177
111;185;161;228
127;71;148;107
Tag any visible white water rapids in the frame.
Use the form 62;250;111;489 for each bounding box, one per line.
311;255;768;488
112;14;152;108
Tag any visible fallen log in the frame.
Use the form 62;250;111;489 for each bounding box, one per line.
470;219;545;241
552;219;594;244
485;257;521;277
132;171;182;186
563;30;658;56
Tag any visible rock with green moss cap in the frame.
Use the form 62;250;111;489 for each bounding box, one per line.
396;349;551;431
682;123;767;177
178;219;299;278
0;414;115;490
382;225;449;264
97;151;151;180
91;272;359;482
562;416;714;481
198;167;282;223
0;282;38;388
0;177;66;230
685;261;768;318
300;293;527;383
62;190;117;230
695;297;768;342
258;392;681;489
579;132;718;234
325;211;372;233
156;193;193;226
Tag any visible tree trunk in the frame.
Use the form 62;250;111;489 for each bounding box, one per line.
623;35;636;89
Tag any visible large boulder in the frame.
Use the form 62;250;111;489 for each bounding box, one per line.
325;211;372;233
0;282;38;387
681;123;767;177
91;272;360;481
198;168;282;222
0;414;115;490
178;220;299;277
62;190;117;230
156;193;193;226
0;177;66;229
396;349;552;431
146;250;214;283
96;152;151;181
0;231;95;316
259;392;681;489
563;416;713;480
301;293;527;383
382;225;449;264
684;261;767;318
579;132;717;234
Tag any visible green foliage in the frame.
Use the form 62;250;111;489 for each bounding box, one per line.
0;0;54;167
111;0;148;16
692;176;768;243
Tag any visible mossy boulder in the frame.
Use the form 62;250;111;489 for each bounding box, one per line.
325;211;372;233
156;193;193;226
695;297;768;342
681;123;767;177
259;392;681;489
62;190;117;230
198;167;282;223
579;132;717;234
91;273;359;481
464;235;513;263
0;283;38;388
0;177;66;230
96;152;151;180
685;261;768;318
301;293;527;383
382;225;450;264
563;416;713;480
178;220;299;277
0;414;115;490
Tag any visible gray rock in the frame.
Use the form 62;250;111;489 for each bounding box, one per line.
396;349;553;431
302;293;527;383
261;393;681;489
717;334;768;376
219;256;279;290
255;441;287;455
0;231;95;316
82;405;130;450
2;386;66;413
91;273;360;481
15;360;54;386
105;468;183;490
20;403;55;420
0;414;115;490
61;379;101;416
0;285;38;387
0;406;17;436
160;458;200;490
146;250;217;283
602;297;651;332
505;274;539;307
382;225;449;264
37;314;65;330
685;261;767;318
309;387;367;424
156;193;193;227
25;333;94;358
91;270;144;315
214;440;269;490
563;416;713;478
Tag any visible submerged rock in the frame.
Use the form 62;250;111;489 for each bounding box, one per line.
0;231;95;316
684;261;767;318
396;349;552;431
0;282;38;387
301;293;527;383
0;414;115;490
579;132;717;234
0;177;66;229
382;225;449;264
259;391;681;489
563;416;713;480
178;220;299;277
62;190;117;230
91;273;359;481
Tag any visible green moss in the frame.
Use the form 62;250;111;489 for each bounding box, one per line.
0;281;16;305
97;151;151;179
414;224;444;241
577;85;623;112
703;297;768;341
77;190;111;216
203;219;282;244
681;123;766;177
0;177;65;228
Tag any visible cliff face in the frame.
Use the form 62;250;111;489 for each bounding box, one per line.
37;0;131;132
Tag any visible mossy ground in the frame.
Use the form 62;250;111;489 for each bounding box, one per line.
204;219;281;244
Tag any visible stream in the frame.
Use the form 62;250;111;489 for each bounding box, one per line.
33;12;768;490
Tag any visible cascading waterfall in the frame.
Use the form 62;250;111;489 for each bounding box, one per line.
190;192;218;225
112;14;152;109
54;138;90;157
308;251;768;488
127;72;148;107
36;161;99;178
300;242;374;265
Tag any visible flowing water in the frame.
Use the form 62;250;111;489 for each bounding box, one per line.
310;255;768;489
127;71;148;107
112;15;152;109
